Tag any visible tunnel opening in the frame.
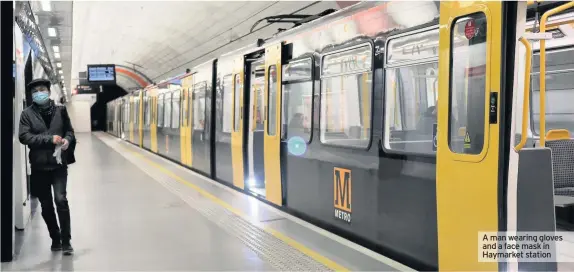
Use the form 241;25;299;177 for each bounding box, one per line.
90;85;127;131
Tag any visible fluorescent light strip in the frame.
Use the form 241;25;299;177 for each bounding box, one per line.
54;52;61;58
41;0;51;11
52;45;59;53
48;27;57;37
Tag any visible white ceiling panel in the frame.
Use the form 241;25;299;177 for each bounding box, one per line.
70;1;342;91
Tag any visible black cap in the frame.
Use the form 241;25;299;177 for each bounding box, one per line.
27;78;51;91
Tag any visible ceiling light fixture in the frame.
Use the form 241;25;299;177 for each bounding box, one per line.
58;70;63;74
52;45;60;53
54;52;61;58
61;75;64;79
41;0;51;11
48;27;57;37
56;62;62;68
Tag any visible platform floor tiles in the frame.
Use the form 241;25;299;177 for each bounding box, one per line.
1;133;411;271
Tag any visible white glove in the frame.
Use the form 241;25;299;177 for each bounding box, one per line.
53;144;63;164
61;139;69;151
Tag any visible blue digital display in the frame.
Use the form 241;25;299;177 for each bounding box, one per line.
87;64;116;82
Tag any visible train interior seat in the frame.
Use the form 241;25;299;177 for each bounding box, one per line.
546;129;574;197
545;129;574;228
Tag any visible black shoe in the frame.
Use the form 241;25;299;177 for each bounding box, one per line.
51;240;62;251
62;242;74;255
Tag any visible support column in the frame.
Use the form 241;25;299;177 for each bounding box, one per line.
1;0;15;263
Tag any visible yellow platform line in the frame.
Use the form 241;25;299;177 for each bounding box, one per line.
120;145;349;272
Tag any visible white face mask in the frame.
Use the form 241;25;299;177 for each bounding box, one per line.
32;90;50;105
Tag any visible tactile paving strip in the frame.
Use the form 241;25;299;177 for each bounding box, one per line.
111;140;332;271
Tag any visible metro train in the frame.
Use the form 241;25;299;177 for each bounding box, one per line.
107;1;574;270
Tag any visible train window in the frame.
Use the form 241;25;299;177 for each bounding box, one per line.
158;95;164;127
143;95;149;126
193;82;207;130
530;48;574;135
448;13;487;155
267;65;278;136
320;44;373;148
135;97;140;126
127;102;132;124
234;74;242;132
221;75;233;133
182;89;188;127
384;63;439;154
145;97;150;126
531;72;574;135
165;94;172;129
172;92;181;129
281;58;313;142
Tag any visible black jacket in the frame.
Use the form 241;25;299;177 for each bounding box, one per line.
19;102;76;170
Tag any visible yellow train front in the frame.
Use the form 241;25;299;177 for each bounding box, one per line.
107;1;574;270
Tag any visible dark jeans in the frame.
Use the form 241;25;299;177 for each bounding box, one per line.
31;167;71;242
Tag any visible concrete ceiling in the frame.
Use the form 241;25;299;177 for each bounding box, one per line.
65;1;345;93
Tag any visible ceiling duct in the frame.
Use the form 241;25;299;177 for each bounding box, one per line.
249;8;337;34
15;1;59;85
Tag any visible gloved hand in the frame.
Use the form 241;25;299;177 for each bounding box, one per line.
53;144;63;164
61;138;69;151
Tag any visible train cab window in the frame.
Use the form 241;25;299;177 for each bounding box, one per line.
221;75;233;133
281;58;313;142
384;28;439;155
193;82;207;130
165;94;172;129
320;44;373;148
234;74;242;132
172;91;181;129
448;13;487;155
158;95;165;127
531;48;574;135
267;65;278;136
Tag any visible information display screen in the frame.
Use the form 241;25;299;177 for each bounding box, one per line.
87;64;116;82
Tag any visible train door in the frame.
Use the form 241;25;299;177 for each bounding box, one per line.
181;76;193;167
137;91;144;147
264;43;283;205
436;1;516;270
142;92;149;149
231;56;245;189
192;81;211;174
129;96;134;143
151;95;158;153
180;88;188;165
246;55;266;196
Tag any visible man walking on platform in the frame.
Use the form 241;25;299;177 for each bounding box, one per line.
18;78;76;255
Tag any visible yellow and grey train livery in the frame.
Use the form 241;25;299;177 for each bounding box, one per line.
107;1;574;270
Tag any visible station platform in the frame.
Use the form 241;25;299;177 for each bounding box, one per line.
2;132;412;271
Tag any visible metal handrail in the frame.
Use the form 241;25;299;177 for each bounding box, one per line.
515;37;532;151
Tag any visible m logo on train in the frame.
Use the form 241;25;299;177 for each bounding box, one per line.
334;167;352;223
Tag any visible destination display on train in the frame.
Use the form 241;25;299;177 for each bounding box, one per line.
87;64;116;82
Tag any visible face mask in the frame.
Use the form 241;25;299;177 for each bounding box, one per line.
32;91;50;105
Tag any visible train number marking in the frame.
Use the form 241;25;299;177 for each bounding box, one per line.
334;167;352;224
